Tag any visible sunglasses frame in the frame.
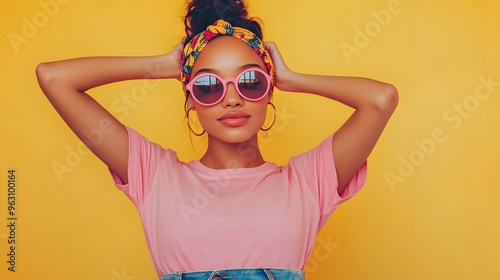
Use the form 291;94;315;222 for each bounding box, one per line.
185;68;273;106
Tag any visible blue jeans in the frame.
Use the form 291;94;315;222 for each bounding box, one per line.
160;268;304;280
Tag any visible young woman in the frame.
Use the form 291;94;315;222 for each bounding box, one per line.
36;0;398;279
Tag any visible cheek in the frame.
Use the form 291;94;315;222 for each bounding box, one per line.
193;107;214;125
253;102;271;125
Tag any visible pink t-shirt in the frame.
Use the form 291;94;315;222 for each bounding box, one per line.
108;126;367;276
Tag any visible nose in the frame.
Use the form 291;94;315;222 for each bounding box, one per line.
222;81;243;107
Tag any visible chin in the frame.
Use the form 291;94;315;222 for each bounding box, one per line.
208;128;260;144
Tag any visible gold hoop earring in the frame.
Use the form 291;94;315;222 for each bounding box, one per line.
261;102;277;131
186;107;205;136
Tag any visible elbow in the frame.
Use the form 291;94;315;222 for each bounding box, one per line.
35;62;53;91
36;62;63;95
373;84;399;114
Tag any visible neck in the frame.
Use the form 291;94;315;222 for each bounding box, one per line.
200;135;265;169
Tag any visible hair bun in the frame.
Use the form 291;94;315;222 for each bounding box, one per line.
183;0;263;45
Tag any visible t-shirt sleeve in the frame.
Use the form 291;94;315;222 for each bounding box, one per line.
288;133;368;228
107;126;169;210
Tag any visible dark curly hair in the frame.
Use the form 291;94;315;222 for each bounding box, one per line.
183;0;264;46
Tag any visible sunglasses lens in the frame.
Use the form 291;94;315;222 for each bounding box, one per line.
238;70;269;100
192;75;223;105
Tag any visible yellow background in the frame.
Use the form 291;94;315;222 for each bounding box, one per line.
1;0;499;279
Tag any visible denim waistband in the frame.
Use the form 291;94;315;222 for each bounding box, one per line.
159;267;304;280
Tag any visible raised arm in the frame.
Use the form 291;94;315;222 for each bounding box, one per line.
36;44;183;184
265;42;398;194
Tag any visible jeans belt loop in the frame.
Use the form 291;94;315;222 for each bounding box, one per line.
207;270;219;280
263;268;275;280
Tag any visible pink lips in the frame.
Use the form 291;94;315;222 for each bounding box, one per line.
218;111;251;127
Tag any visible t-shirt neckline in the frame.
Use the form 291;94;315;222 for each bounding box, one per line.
189;160;278;176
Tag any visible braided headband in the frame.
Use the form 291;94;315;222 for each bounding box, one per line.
180;19;276;92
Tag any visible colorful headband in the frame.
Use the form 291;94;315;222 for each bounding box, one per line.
180;19;276;91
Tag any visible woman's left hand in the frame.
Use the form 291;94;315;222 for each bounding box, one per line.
265;42;294;92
